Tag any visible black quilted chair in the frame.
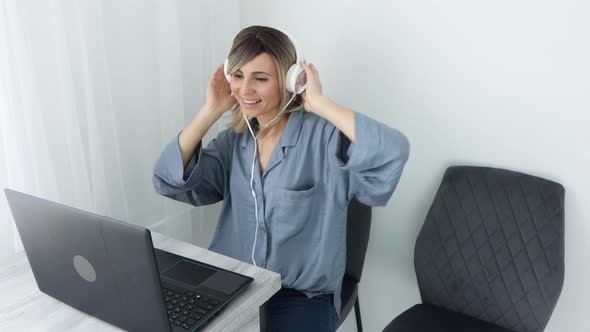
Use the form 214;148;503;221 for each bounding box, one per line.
338;199;372;332
383;166;565;332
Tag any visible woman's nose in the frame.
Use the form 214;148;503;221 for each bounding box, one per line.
241;78;256;93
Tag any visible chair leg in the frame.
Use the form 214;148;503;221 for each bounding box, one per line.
259;300;268;332
354;297;363;332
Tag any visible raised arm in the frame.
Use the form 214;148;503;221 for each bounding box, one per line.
179;63;238;168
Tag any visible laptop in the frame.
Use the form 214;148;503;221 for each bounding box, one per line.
4;188;254;331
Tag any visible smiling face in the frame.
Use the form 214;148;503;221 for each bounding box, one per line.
229;52;282;121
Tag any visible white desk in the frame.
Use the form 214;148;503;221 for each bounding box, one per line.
0;231;281;331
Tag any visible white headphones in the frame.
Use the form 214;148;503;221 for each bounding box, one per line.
224;27;306;267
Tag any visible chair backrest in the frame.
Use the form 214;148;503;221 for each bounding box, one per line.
346;199;372;283
414;166;565;332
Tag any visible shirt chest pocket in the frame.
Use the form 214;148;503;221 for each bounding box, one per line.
269;184;320;243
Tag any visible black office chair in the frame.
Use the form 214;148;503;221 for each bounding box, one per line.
383;166;565;332
259;199;372;332
338;199;372;332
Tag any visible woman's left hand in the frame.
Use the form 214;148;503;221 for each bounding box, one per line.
300;61;324;113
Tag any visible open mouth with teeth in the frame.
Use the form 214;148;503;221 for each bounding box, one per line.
242;98;262;105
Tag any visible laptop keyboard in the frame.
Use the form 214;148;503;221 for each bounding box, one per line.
162;282;221;330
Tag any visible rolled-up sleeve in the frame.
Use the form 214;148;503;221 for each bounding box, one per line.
331;111;410;206
152;129;233;206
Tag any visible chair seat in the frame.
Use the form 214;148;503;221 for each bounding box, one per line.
383;304;514;332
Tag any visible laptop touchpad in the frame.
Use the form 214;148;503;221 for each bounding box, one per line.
201;270;248;295
162;260;216;286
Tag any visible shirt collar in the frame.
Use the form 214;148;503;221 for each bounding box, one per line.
279;110;303;147
240;111;304;148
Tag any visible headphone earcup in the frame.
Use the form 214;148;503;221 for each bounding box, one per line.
223;58;231;82
285;64;306;94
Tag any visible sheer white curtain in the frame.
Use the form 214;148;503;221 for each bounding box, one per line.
0;0;239;261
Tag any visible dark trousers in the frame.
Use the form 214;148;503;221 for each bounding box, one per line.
260;288;338;332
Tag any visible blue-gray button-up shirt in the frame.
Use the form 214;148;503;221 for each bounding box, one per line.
153;110;409;316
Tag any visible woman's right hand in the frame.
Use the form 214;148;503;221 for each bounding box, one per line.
204;64;237;116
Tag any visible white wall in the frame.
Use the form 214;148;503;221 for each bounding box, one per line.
240;1;589;331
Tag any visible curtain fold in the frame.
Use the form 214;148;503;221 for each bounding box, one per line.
0;0;239;260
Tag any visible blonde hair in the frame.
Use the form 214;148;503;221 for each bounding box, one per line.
225;26;304;133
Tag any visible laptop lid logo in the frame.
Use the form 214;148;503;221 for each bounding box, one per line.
73;255;96;283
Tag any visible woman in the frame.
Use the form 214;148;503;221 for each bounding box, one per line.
153;25;410;332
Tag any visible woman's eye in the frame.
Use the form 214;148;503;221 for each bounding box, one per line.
231;73;266;82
